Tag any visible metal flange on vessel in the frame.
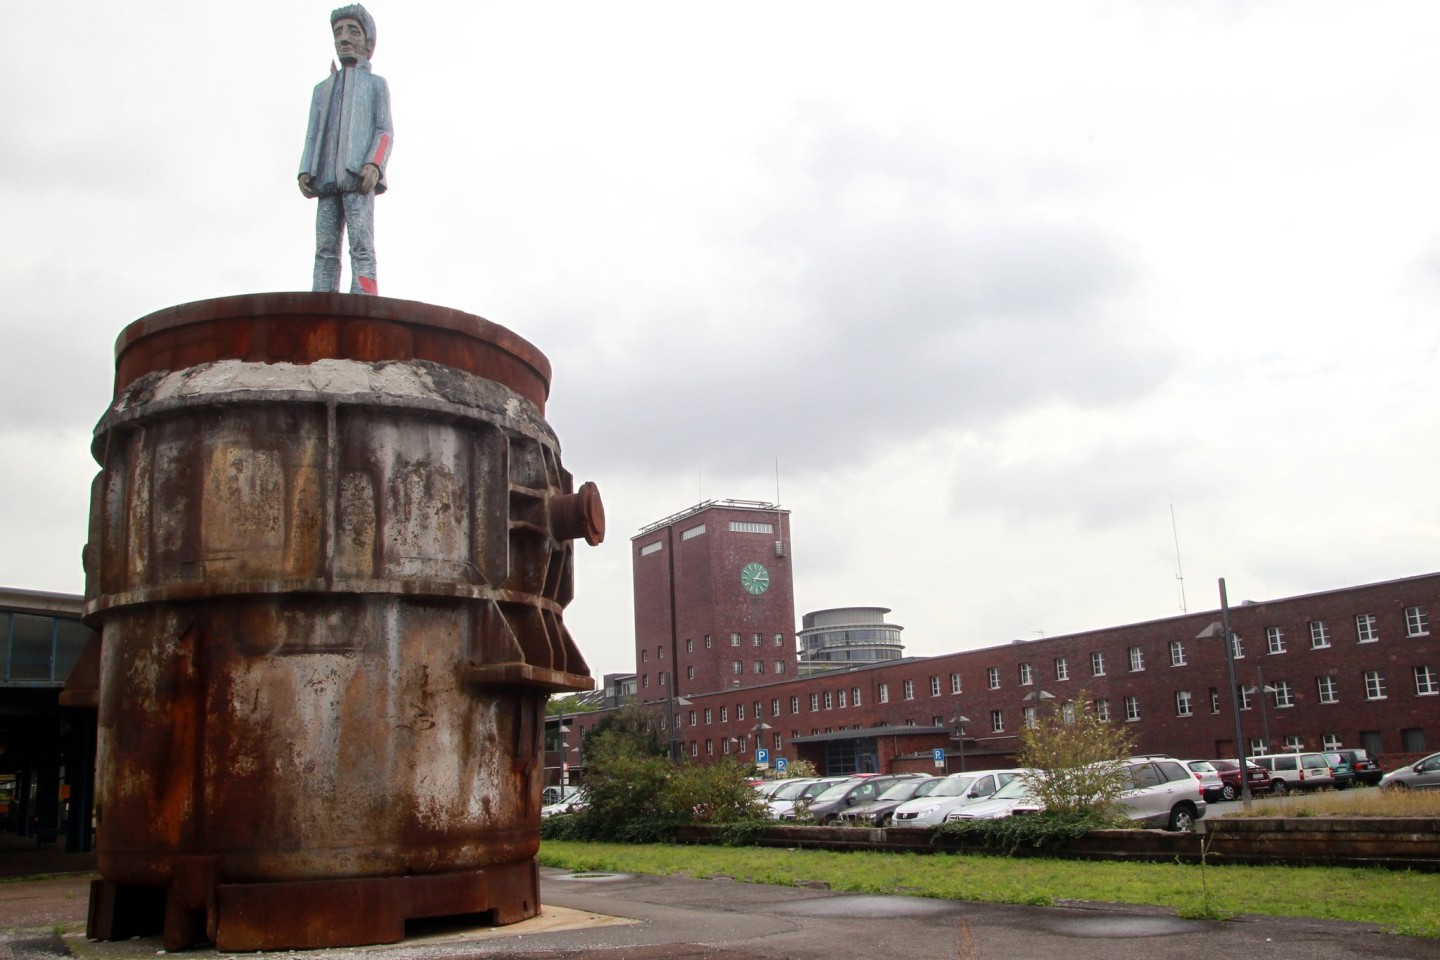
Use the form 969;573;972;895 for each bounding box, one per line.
79;294;602;951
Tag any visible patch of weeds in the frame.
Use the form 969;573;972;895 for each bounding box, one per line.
933;811;1123;852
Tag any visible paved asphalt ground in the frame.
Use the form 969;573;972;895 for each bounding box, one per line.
2;836;1438;960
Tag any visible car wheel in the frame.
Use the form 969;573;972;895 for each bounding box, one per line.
1168;803;1197;832
1383;781;1408;791
1221;784;1237;801
1270;779;1288;796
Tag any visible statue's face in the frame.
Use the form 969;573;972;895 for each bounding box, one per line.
333;18;368;62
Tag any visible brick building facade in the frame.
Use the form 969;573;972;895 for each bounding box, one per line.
562;502;1440;778
630;500;796;701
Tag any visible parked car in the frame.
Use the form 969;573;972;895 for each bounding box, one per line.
751;779;793;800
543;784;583;806
1249;752;1335;794
763;777;825;819
540;789;587;818
891;769;1024;827
948;758;1206;832
804;775;916;823
838;776;942;826
1208;758;1272;799
1320;751;1355;790
1333;748;1384;786
768;777;847;819
1380;751;1440;790
1180;760;1226;802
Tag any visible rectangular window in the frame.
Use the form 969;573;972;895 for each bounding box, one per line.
903;680;915;700
1023;705;1037;728
774;633;784;647
1406;605;1430;637
1283;735;1303;751
731;660;742;674
731;632;741;647
1054;658;1069;681
809;693;819;711
789;696;799;714
690;740;698;757
930;676;941;696
642;674;649;688
720;706;729;722
704;708;712;724
1272;679;1294;708
823;692;833;710
1356;614;1378;643
1402;728;1427;753
1248;737;1265;755
1231;634;1244;659
1095;698;1110;722
722;738;731;755
771;698;781;717
753;633;762;647
680;523;706;540
951;672;963;694
1321;733;1342;751
706;739;714;755
837;689;847;708
640;541;663;556
1019;663;1034;686
987;667;1001;689
1209;687;1220;714
1091;652;1106;677
1128;646;1145;672
1309;620;1331;649
879;683;889;703
1061;701;1075;724
1124;696;1141;722
737;704;745;720
754;661;764;674
773;661;786;674
641;649;648;663
689;710;697;725
755;700;763;719
1317;675;1338;704
1237;684;1252;710
728;521;774;534
990;709;1004;733
1169;640;1186;667
1266;626;1286;655
686;638;693;653
1175;690;1193;716
1364;670;1387;700
704;634;712;648
852;687;862;706
659;672;666;686
1414;665;1439;696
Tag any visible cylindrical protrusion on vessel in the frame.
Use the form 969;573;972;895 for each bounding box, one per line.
550;481;605;546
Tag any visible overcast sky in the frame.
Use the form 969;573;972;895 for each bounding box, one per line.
5;2;1439;680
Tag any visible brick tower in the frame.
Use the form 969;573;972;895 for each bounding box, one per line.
631;500;796;701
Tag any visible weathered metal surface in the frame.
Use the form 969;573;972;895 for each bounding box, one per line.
84;293;598;951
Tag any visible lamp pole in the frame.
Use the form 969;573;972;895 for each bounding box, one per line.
1210;577;1252;804
950;714;971;773
1244;666;1277;754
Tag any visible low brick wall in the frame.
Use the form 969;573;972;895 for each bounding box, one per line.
675;818;1440;871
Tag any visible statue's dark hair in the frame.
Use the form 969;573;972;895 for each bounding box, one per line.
331;4;377;57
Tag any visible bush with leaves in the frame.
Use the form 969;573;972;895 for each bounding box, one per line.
934;809;1126;852
549;704;766;842
1016;691;1137;816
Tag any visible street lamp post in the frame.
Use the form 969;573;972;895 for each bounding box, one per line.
1199;577;1251;804
1021;689;1056;728
1243;666;1278;755
950;713;971;773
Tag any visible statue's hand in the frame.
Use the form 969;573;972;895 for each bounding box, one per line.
360;164;381;193
298;173;317;199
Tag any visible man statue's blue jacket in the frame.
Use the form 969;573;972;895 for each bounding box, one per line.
300;58;393;195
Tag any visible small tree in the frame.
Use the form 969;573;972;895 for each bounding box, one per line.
1017;691;1136;816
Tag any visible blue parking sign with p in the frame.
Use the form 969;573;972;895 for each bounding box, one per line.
932;748;945;767
755;748;770;767
776;757;788;773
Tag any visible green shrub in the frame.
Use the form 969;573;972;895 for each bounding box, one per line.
933;810;1124;852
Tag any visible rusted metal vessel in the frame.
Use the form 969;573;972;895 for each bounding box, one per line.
81;293;601;951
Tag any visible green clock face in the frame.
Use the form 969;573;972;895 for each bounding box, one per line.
740;562;771;595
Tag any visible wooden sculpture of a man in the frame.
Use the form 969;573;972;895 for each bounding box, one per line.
299;4;393;295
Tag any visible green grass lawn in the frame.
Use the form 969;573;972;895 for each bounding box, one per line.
539;841;1440;937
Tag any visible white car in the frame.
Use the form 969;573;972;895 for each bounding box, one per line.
540;789;587;818
1180;759;1226;803
764;777;832;819
947;758;1207;831
890;769;1025;827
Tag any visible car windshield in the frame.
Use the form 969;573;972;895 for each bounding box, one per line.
814;780;862;802
804;780;844;799
877;780;926;802
770;780;813;801
927;775;978;798
1210;759;1237;771
989;777;1033;801
913;778;945;798
1187;761;1216;773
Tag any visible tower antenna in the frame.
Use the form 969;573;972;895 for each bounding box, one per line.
1170;503;1187;613
773;459;785;558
